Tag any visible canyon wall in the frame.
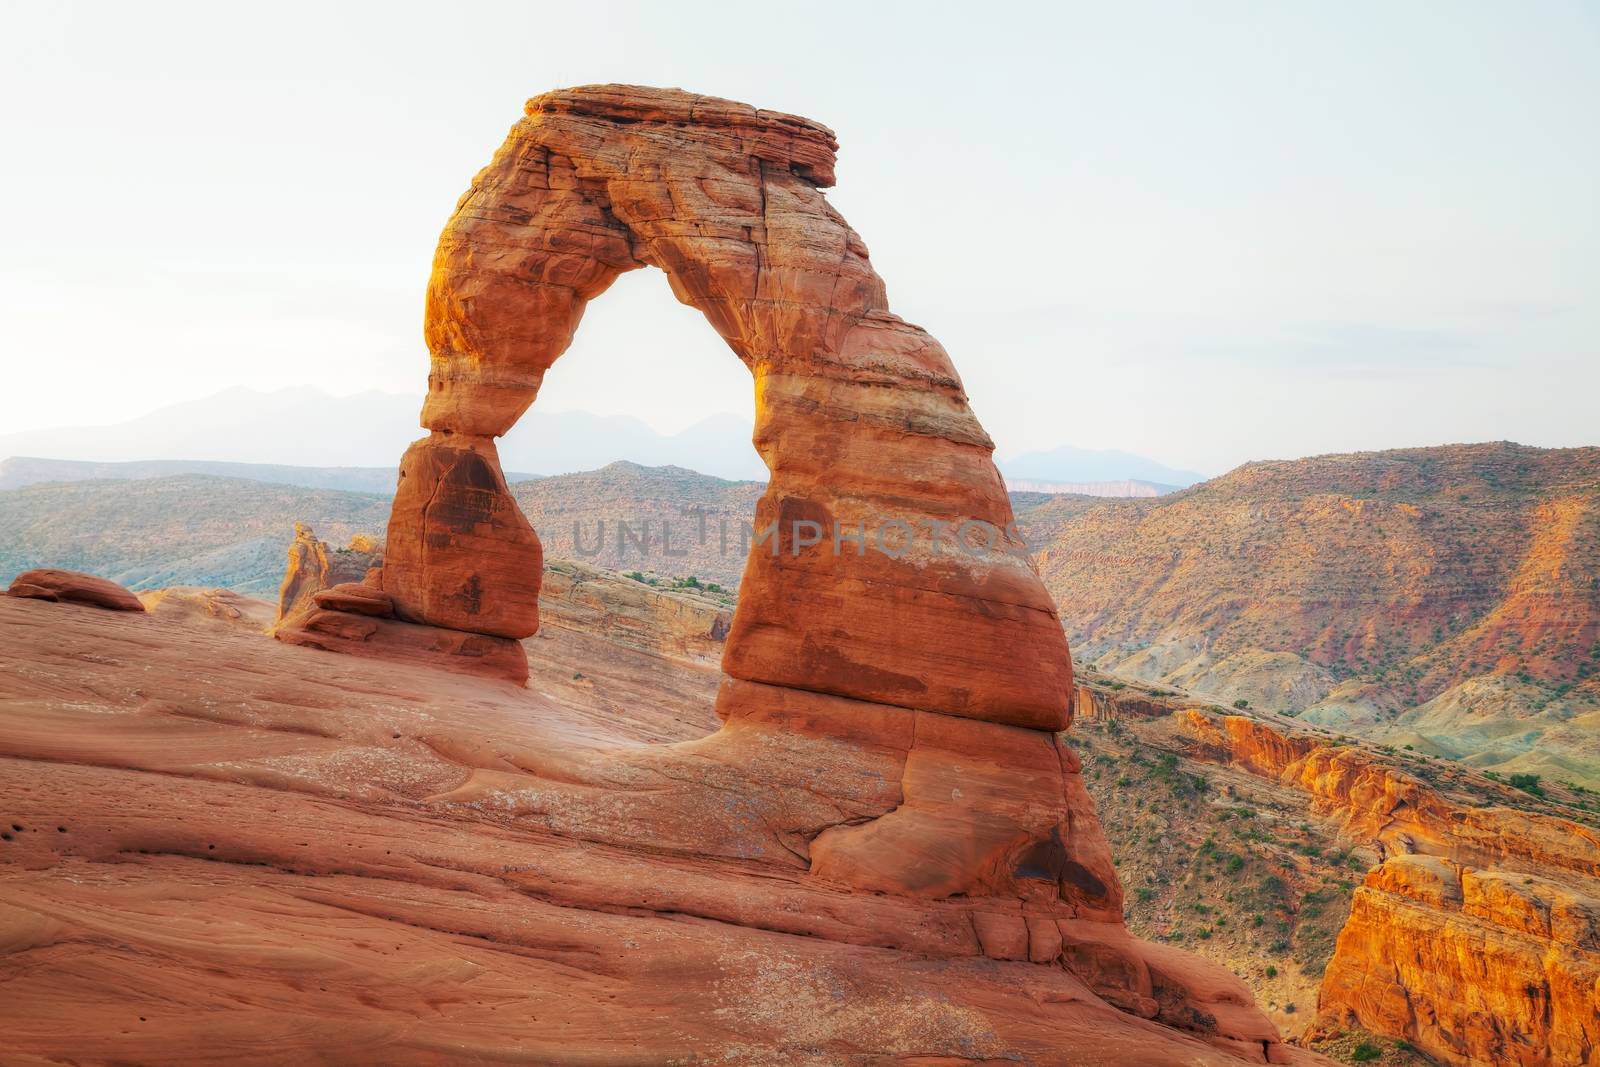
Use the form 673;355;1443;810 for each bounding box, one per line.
1164;706;1600;1065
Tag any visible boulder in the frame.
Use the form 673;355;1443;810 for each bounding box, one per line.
7;568;144;612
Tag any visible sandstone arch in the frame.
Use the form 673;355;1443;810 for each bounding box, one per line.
268;89;1299;1055
382;84;1074;731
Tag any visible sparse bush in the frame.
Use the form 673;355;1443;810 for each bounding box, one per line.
1233;699;1250;709
1510;773;1545;797
1351;1042;1381;1062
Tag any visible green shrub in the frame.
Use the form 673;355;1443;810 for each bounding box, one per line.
1510;773;1545;797
1350;1042;1381;1062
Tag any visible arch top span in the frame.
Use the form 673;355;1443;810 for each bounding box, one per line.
385;84;1075;732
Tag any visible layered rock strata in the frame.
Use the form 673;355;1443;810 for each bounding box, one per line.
1166;707;1600;1065
276;85;1308;1060
382;83;1071;728
1320;855;1599;1066
275;523;382;623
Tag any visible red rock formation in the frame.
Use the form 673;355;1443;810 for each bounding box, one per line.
1166;706;1600;1065
386;84;1071;731
239;85;1318;1061
6;568;144;612
539;559;731;663
274;523;382;624
0;590;1334;1064
272;524;525;681
312;582;393;617
1175;710;1600;880
138;587;275;633
1319;856;1599;1066
1075;678;1196;723
276;607;528;685
382;435;540;639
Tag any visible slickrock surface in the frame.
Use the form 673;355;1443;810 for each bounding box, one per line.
0;87;1336;1064
138;585;277;632
6;567;144;611
344;89;1126;955
0;596;1329;1064
274;525;526;682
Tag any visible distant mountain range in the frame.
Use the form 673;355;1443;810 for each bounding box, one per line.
1003;478;1180;497
999;444;1203;488
0;387;1198;491
0;386;769;482
0;457;497;495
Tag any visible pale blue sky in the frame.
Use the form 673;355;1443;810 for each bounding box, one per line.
2;0;1595;475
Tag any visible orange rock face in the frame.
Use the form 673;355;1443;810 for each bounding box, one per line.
1177;711;1600;880
382;435;541;639
366;84;1101;914
6;568;144;612
276;607;528;685
1169;707;1600;1065
275;523;382;624
1319;856;1600;1067
139;586;275;633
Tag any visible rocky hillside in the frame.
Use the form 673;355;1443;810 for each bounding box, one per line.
0;464;757;594
1027;443;1600;788
511;461;763;590
0;475;390;595
0;456;418;494
1074;671;1600;1066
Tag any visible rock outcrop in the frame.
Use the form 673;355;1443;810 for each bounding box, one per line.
1174;711;1600;881
1319;856;1599;1066
6;568;145;612
272;525;528;684
138;586;275;633
275;523;383;624
1162;706;1600;1065
380;83;1071;729
0;562;1339;1064
539;559;731;664
261;84;1307;1060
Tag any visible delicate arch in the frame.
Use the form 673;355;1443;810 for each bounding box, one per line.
383;85;1073;730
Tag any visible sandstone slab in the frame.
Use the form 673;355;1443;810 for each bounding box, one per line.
7;568;144;612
